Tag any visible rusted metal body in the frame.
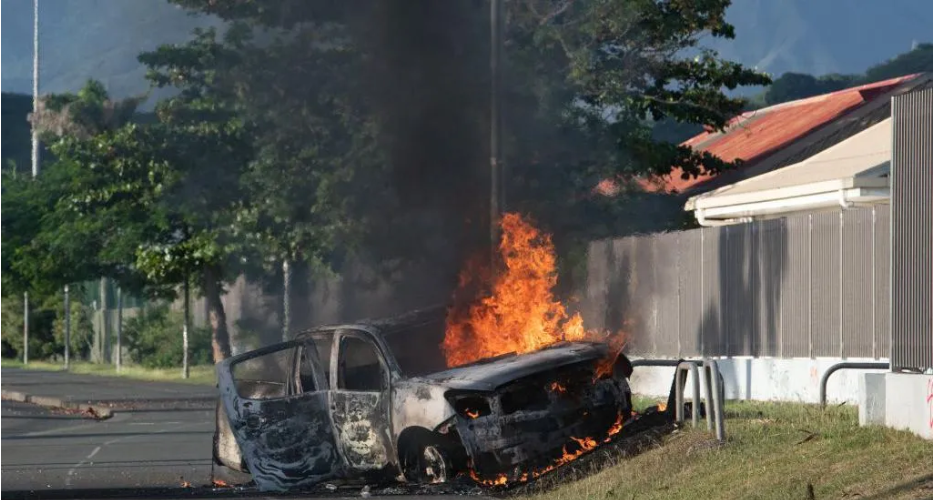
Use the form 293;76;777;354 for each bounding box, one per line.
213;307;633;492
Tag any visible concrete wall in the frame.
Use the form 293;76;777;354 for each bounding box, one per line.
875;372;933;440
859;372;933;440
630;356;888;404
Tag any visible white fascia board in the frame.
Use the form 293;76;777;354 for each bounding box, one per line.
687;176;889;212
697;187;890;221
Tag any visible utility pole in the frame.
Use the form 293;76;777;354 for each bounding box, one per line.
24;0;40;364
182;278;190;380
64;285;70;369
489;0;503;264
116;287;123;371
23;292;29;365
31;0;40;177
282;259;291;342
99;278;109;363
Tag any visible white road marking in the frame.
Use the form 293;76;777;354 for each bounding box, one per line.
65;446;101;486
62;420;207;487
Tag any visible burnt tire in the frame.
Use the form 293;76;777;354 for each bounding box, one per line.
402;437;454;484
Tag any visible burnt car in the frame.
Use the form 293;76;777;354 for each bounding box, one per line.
213;306;634;492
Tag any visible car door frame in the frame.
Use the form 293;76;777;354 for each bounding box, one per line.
328;327;396;472
217;339;344;491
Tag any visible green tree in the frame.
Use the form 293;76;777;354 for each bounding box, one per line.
764;72;859;105
864;43;933;83
4;1;773;363
160;0;769;252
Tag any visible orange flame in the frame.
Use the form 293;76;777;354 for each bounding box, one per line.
605;411;624;441
549;381;567;394
212;479;229;488
594;332;628;381
657;402;668;412
470;470;508;486
465;409;480;419
442;213;590;367
469;411;628;486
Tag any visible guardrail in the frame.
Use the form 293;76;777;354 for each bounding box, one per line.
672;359;726;442
818;362;889;408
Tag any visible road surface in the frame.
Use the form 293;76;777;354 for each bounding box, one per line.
2;399;214;490
1;369;489;500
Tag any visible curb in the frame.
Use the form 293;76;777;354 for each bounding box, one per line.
1;389;114;420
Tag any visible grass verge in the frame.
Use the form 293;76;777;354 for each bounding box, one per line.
1;358;216;385
524;400;933;500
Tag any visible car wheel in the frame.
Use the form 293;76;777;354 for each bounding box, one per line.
404;439;453;484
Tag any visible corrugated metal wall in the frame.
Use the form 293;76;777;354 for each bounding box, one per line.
891;88;933;371
583;206;890;359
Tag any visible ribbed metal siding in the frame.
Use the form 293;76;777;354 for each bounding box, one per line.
891;88;933;371
720;224;739;356
811;212;841;356
874;205;891;359
581;239;608;331
721;224;756;356
612;237;636;342
630;235;655;353
701;226;724;356
654;232;681;356
842;209;874;357
758;218;785;357
782;213;811;357
678;230;702;356
584;208;891;360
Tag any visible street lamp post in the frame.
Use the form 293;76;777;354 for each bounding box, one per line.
64;285;71;369
489;0;503;265
24;0;40;365
31;0;40;178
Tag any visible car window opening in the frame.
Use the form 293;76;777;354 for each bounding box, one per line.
231;347;297;399
338;336;386;391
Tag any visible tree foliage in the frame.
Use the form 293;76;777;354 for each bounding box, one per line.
764;72;859;105
757;43;932;108
4;0;773;361
864;42;933;82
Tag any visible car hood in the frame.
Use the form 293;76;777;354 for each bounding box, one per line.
409;342;608;392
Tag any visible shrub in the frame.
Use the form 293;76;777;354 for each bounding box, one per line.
122;305;212;368
1;292;93;360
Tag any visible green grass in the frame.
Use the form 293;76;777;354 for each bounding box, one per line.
525;400;933;500
1;358;216;385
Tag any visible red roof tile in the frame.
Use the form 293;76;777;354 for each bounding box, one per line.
639;74;920;194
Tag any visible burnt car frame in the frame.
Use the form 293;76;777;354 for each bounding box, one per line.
213;307;634;492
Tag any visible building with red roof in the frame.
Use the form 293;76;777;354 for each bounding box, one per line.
639;73;932;196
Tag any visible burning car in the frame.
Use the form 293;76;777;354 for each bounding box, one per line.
212;306;634;492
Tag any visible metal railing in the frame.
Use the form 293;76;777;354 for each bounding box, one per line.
673;359;726;442
818;362;889;408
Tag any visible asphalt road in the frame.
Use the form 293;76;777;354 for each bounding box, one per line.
2;369;488;500
2;399;215;490
1;368;216;408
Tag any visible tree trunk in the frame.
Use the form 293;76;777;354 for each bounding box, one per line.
203;266;232;363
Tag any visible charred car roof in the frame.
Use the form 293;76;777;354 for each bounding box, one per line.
410;341;608;392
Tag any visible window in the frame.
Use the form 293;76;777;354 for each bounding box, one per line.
311;334;333;387
337;336;386;391
231;347;297;399
297;345;319;392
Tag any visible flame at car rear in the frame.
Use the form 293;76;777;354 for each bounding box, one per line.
441;213;593;368
443;213;633;486
469;410;626;486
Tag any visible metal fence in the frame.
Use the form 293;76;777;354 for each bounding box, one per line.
582;205;890;360
891;88;933;371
